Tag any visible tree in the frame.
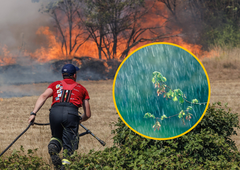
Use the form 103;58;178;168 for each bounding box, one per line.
158;0;177;19
190;0;240;47
41;0;89;56
77;0;109;59
162;0;240;48
79;0;178;59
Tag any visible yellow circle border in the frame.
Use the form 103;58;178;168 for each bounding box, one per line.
112;42;211;140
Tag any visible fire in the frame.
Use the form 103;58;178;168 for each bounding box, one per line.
74;41;98;58
165;29;220;59
30;26;99;62
31;26;70;62
29;26;216;62
0;2;220;66
0;45;16;66
29;1;206;62
167;30;203;57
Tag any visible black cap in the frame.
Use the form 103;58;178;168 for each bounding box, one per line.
62;64;80;76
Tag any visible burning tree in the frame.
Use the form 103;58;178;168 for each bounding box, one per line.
41;0;90;57
25;0;240;62
31;0;225;61
79;0;177;59
39;0;179;60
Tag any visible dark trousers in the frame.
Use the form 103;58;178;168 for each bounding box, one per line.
49;102;80;155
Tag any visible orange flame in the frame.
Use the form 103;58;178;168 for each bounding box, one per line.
30;26;101;62
0;45;16;66
30;26;218;62
30;27;69;62
0;2;220;66
26;1;219;62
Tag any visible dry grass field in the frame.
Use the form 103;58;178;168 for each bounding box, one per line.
0;80;118;166
1;46;240;167
202;46;240;150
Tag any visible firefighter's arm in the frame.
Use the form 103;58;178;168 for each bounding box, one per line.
28;88;53;124
80;99;91;123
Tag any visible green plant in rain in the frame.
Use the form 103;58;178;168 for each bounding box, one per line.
144;71;207;131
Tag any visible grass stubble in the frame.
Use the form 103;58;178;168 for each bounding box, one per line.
0;80;118;167
202;45;240;150
1;45;240;167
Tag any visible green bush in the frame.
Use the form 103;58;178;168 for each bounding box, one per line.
194;0;240;49
67;102;240;169
203;23;240;48
1;102;240;169
0;145;50;170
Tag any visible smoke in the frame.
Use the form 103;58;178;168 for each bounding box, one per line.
0;0;53;53
174;2;204;45
0;0;62;98
0;0;210;98
147;1;206;48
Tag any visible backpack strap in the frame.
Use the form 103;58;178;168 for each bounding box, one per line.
60;80;77;103
61;80;77;90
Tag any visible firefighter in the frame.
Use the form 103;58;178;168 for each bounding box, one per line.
28;64;91;169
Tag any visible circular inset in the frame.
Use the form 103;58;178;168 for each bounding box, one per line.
113;42;210;140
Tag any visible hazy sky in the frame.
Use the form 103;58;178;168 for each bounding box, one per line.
0;0;52;53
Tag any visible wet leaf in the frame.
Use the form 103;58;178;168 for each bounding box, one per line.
187;106;193;111
152;77;155;84
173;96;178;102
179;96;184;104
192;99;198;104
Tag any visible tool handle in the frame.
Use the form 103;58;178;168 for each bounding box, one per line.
0;123;32;157
98;139;106;146
79;124;106;146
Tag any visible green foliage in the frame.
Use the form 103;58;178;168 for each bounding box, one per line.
0;146;50;170
146;71;205;129
152;71;167;84
161;114;167;120
192;102;240;150
144;112;155;119
192;99;198;104
204;23;240;48
191;0;240;48
152;71;199;105
65;102;240;169
2;103;240;169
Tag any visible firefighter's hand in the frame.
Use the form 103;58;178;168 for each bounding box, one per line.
28;115;35;125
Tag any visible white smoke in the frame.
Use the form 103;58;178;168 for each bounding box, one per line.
0;0;61;98
0;0;52;53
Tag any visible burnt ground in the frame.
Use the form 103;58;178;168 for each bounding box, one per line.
0;57;121;98
0;57;121;85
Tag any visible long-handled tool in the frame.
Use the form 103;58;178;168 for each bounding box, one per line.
77;112;106;146
0;123;33;157
79;124;106;146
0;121;106;157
